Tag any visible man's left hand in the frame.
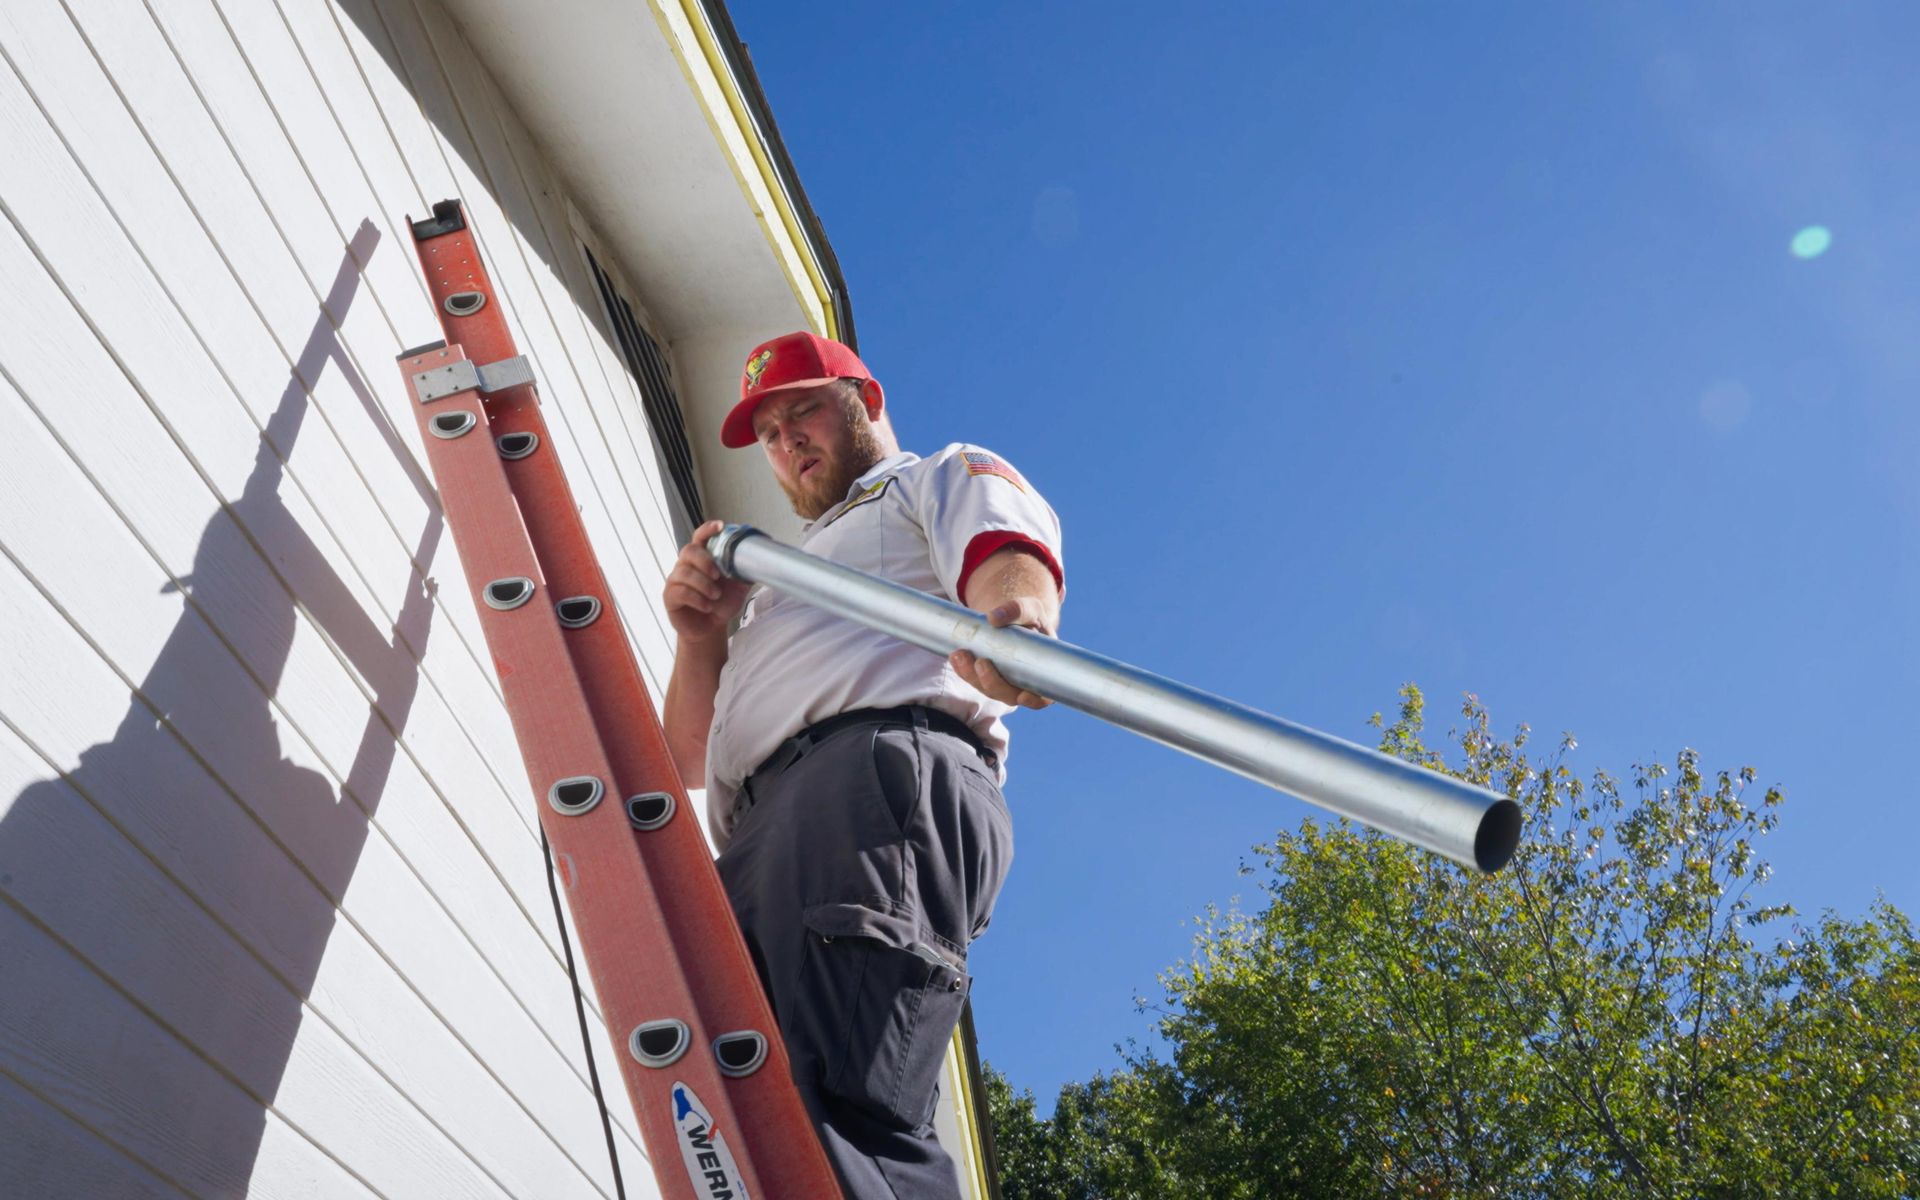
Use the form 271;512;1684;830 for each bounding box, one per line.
950;597;1054;710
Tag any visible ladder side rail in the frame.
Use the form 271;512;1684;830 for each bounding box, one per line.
400;343;780;1199
412;204;816;1097
406;198;841;1198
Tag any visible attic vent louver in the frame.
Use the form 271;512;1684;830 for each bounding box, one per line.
582;245;703;534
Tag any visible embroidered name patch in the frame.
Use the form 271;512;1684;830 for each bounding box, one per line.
820;476;893;528
963;451;1026;491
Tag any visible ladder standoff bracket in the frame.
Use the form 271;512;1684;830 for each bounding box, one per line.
548;775;606;816
411;355;536;404
626;791;675;831
630;1019;691;1069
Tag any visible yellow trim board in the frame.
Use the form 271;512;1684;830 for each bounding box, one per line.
945;1027;996;1199
642;0;839;341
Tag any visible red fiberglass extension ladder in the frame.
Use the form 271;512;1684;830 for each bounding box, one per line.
396;199;842;1200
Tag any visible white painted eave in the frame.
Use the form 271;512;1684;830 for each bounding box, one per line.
441;0;826;343
440;0;838;537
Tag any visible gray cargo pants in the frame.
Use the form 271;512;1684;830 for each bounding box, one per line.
716;706;1014;1199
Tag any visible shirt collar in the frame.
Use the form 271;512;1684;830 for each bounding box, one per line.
854;451;917;492
802;451;919;532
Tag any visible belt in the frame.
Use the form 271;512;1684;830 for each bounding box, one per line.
747;704;997;786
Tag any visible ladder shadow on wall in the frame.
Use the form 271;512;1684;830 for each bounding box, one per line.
339;0;709;551
335;0;627;367
2;225;445;1193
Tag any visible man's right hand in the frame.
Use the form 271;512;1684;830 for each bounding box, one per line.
664;519;750;645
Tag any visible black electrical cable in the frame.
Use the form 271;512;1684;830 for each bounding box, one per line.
542;824;627;1200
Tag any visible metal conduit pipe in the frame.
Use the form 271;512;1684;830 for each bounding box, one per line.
708;525;1523;873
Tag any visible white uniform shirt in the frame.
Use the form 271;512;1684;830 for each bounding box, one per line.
704;444;1064;846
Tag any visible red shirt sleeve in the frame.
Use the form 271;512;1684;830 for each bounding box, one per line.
957;529;1065;608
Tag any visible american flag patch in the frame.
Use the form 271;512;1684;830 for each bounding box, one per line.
964;451;1026;491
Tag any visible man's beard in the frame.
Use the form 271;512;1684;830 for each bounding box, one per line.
782;399;886;520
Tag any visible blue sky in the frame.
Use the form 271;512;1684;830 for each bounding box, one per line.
728;2;1920;1106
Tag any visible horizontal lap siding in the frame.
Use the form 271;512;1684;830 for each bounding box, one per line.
0;1067;196;1200
0;0;688;1192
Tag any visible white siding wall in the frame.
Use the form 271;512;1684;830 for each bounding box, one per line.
0;0;687;1193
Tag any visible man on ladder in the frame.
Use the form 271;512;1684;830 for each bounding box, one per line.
662;331;1065;1198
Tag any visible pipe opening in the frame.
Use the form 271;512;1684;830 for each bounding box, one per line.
1474;799;1524;874
443;290;486;316
626;791;674;831
713;1031;767;1078
556;596;601;629
630;1019;689;1068
484;577;534;611
496;431;538;460
548;775;604;816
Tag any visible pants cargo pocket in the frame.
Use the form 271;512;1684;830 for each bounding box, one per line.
798;903;971;1130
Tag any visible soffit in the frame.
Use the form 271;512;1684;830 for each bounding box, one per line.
443;0;825;341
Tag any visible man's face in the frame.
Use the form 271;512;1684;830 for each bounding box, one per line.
752;382;886;520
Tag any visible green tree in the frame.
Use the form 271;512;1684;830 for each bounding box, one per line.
984;1066;1178;1199
986;686;1920;1199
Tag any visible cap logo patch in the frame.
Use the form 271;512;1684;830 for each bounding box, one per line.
744;349;774;392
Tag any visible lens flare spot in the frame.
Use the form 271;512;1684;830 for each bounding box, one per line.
1790;226;1832;259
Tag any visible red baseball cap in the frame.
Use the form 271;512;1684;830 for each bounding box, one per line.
721;331;881;448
